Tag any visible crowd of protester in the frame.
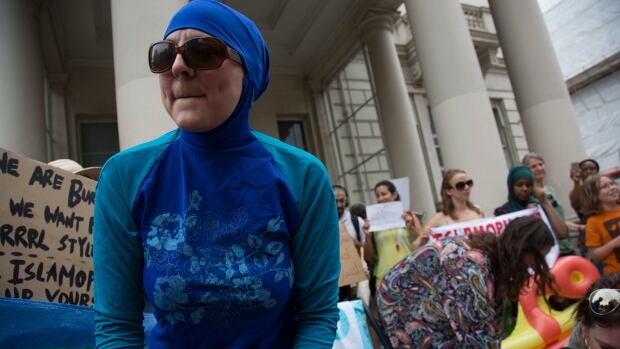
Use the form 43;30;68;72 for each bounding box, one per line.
334;154;620;348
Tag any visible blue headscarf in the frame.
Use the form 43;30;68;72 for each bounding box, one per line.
164;0;270;149
164;0;269;100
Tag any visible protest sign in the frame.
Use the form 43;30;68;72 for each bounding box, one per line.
338;224;367;287
366;201;406;232
0;148;96;306
430;206;560;267
390;177;410;211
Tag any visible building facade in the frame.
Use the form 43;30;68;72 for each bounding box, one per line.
0;0;587;218
541;0;620;172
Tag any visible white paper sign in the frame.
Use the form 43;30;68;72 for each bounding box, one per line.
366;201;405;232
390;177;410;211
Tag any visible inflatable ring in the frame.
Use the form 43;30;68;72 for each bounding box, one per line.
551;256;600;299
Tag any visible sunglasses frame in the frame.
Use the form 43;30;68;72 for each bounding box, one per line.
588;288;620;316
148;37;242;73
450;179;474;191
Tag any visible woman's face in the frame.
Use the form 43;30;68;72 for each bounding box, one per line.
527;158;546;182
513;179;533;201
598;176;620;206
158;29;244;132
582;324;620;349
581;161;599;180
447;172;472;202
375;185;398;203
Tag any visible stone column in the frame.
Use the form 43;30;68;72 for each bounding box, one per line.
0;1;46;160
110;0;184;149
308;81;339;183
488;0;586;215
361;11;436;216
47;74;69;159
404;0;508;214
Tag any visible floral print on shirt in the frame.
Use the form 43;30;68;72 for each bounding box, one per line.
376;237;503;348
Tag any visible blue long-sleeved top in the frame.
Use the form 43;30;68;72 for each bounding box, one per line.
93;129;340;348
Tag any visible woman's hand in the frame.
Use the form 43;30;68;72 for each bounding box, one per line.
533;185;546;202
362;219;370;236
570;166;581;184
411;227;430;251
402;211;416;231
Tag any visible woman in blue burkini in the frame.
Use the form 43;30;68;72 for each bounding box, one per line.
93;1;340;348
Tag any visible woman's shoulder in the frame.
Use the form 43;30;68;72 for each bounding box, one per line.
426;212;447;227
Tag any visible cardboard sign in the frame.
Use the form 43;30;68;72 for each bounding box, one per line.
0;148;96;306
338;224;368;287
430;206;560;267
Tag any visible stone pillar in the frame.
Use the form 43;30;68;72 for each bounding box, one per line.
488;0;586;214
47;74;69;159
361;11;436;216
110;0;184;149
308;81;339;183
0;1;46;160
404;0;508;214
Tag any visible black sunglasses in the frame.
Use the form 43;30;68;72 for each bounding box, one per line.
148;37;242;73
450;179;474;191
589;288;620;316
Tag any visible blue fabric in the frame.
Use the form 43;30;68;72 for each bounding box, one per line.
164;0;269;100
0;298;156;349
94;3;339;348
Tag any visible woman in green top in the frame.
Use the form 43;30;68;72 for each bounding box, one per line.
363;180;422;287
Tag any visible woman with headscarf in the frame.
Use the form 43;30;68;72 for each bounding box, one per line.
494;166;568;240
93;1;339;348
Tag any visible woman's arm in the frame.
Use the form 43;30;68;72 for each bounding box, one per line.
362;220;377;265
534;187;568;239
93;159;145;349
589;236;620;262
586;218;620;262
291;163;340;349
404;212;426;251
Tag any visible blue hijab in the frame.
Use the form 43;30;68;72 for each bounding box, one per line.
164;0;270;149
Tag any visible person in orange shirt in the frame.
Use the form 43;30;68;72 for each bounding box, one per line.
581;174;620;275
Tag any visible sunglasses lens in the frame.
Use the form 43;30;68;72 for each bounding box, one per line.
454;180;474;190
149;42;176;73
589;289;620;315
185;38;226;70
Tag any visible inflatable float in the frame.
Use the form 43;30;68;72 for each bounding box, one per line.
501;256;600;349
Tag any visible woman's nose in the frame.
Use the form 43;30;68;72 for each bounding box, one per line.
170;53;194;78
